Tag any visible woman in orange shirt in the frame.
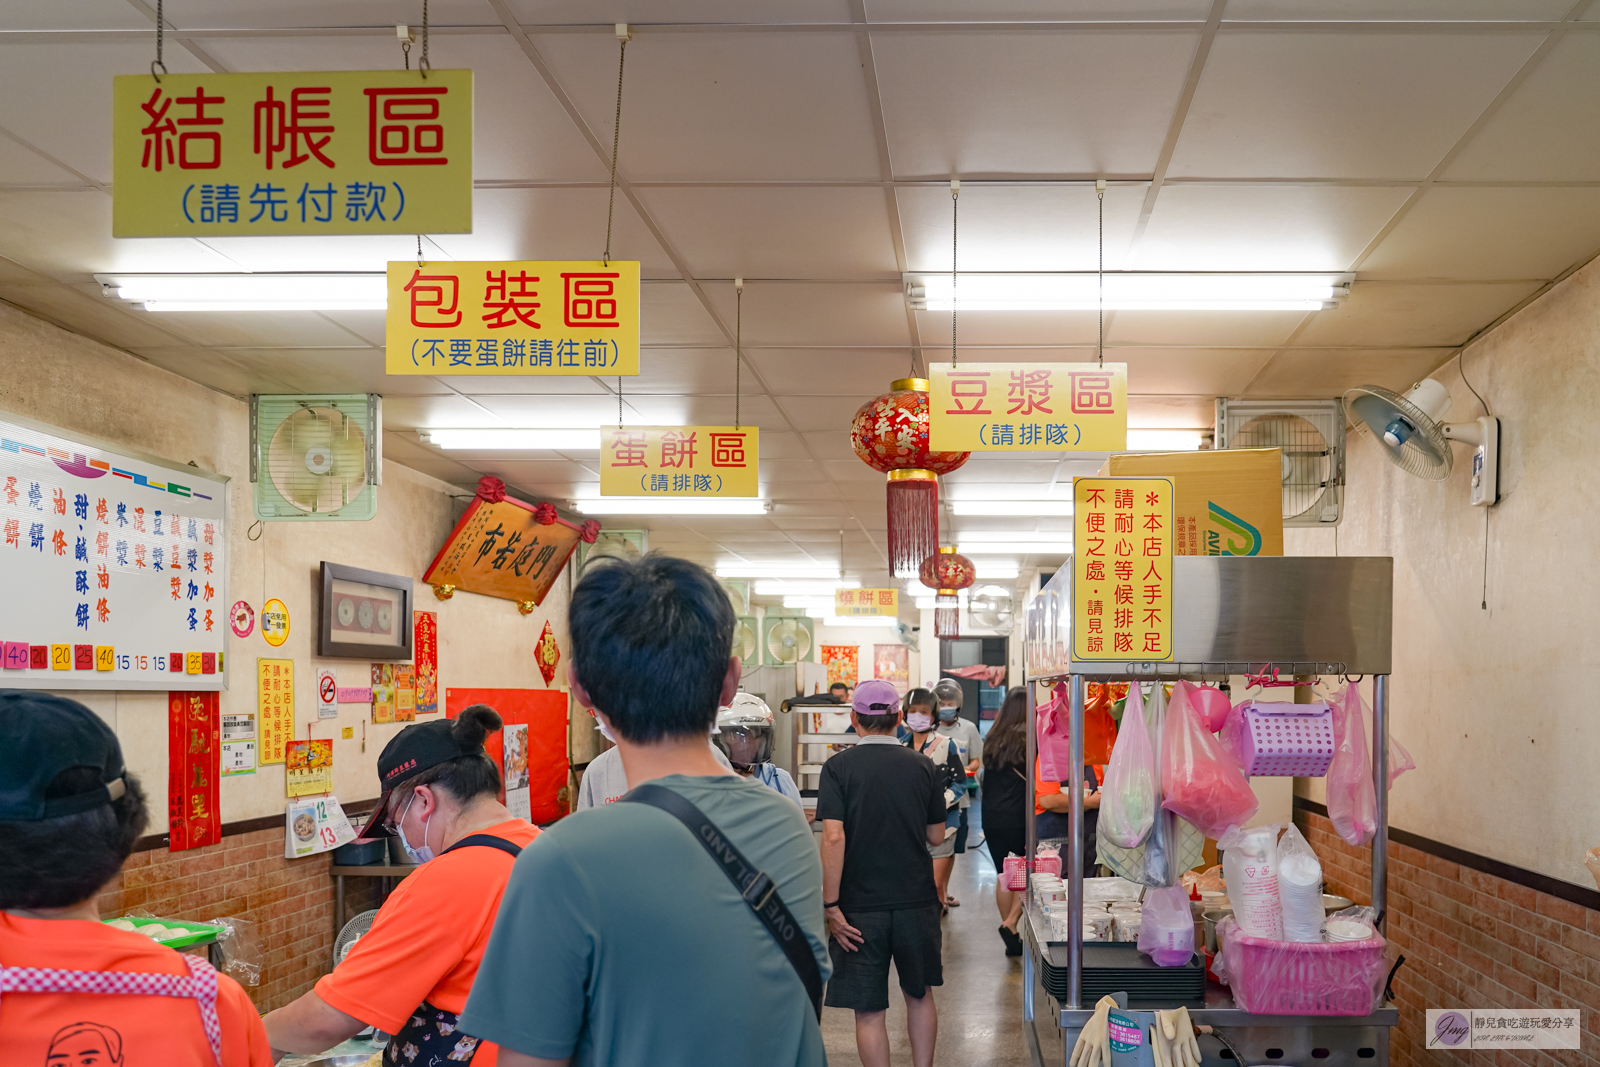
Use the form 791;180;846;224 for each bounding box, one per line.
264;706;538;1066
0;693;272;1066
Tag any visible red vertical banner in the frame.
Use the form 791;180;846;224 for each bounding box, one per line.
447;688;568;823
167;691;220;851
414;610;439;716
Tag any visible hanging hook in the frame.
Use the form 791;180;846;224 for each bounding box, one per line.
398;24;415;70
150;0;167;82
419;0;431;79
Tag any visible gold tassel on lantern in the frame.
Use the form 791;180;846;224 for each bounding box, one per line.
934;591;961;638
887;469;939;580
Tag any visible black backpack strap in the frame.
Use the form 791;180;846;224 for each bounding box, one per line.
441;834;524;859
620;783;823;1020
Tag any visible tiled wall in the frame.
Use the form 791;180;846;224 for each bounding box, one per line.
97;828;383;1012
1296;808;1600;1067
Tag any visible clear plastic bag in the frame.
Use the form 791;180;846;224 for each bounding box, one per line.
1217;698;1250;772
1277;823;1325;943
1388;734;1417;790
207;916;263;987
1099;681;1157;848
1213;914;1386;1015
1160;682;1259;839
1137;882;1196;967
1327;683;1377;846
1219;823;1283;940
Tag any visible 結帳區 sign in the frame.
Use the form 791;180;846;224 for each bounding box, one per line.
113;70;472;237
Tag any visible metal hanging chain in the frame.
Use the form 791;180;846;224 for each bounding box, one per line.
734;278;744;429
151;0;167;81
603;32;630;266
951;179;960;368
402;38;411;69
419;0;431;79
617;376;624;427
1097;178;1106;368
416;235;423;267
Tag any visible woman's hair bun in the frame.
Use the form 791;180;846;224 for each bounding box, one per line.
453;704;504;747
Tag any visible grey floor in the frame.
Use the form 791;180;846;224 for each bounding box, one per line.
820;838;1032;1067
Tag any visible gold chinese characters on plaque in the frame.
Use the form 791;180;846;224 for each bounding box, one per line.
599;426;758;497
422;478;591;609
113;70;472;237
927;362;1128;452
385;260;639;377
1072;478;1173;662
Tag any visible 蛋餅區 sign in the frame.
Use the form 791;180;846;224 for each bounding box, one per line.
600;427;757;497
386;261;640;377
927;363;1127;452
112;70;472;237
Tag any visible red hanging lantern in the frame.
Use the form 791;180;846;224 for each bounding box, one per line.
919;546;976;639
851;378;970;578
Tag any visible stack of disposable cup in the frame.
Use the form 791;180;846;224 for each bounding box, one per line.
1278;838;1325;943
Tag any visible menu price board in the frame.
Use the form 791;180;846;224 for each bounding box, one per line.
1072;477;1173;662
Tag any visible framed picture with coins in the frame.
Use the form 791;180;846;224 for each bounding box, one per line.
318;562;414;660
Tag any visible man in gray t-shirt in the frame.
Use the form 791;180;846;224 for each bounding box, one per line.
462;556;829;1067
574;734;732;809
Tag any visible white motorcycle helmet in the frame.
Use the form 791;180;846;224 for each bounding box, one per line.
714;692;775;770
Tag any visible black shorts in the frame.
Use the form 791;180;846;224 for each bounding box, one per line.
824;903;943;1012
984;821;1026;873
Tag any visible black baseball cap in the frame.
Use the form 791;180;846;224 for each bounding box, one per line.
0;692;128;822
357;717;486;838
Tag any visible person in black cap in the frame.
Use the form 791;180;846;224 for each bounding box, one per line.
0;691;273;1064
263;705;538;1065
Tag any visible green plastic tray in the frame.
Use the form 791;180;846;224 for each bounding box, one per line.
103;916;222;950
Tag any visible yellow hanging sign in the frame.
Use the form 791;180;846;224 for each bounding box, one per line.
835;588;899;617
113;70;473;237
385;260;640;376
599;426;759;497
1072;477;1173;662
927;362;1128;452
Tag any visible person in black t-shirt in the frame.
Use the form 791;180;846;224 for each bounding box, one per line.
818;680;946;1067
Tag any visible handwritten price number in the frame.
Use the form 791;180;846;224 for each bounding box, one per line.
51;645;71;670
98;647;116;671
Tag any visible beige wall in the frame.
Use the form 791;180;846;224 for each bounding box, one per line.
0;301;569;825
1288;256;1600;889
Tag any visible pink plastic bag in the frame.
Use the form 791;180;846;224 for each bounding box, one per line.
1388;734;1416;790
1036;684;1073;783
1326;683;1377;846
1159;681;1259;838
1137;883;1196;967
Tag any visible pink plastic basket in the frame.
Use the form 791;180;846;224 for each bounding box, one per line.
1241;703;1336;777
1003;855;1027;891
1216;918;1387;1015
1034;853;1062;878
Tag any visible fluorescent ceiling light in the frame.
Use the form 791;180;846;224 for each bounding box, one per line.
572;498;769;516
752;579;859;595
1124;429;1206;451
722;561;843;579
949;500;1074;517
98;273;386;312
782;596;836;609
808;614;898;628
976;562;1020;579
959;540;1072;555
906;272;1349;312
425;428;600;451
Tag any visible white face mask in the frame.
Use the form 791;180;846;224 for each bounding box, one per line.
594;718;616;743
397;791;435;864
906;712;934;733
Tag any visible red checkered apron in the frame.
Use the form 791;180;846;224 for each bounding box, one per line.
0;952;222;1064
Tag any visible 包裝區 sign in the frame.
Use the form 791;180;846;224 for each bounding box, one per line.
927;363;1127;452
599;427;758;497
835;588;898;617
385;260;639;376
113;70;472;237
1072;477;1172;662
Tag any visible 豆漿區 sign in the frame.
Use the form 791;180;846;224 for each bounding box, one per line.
835;588;898;617
385;260;640;376
113;70;472;237
927;362;1127;452
1072;477;1172;662
599;427;758;497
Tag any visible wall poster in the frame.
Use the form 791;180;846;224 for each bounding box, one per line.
821;645;858;689
872;644;909;695
168;691;220;851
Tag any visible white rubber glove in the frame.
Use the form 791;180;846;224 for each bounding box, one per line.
1151;1007;1201;1067
1069;995;1119;1067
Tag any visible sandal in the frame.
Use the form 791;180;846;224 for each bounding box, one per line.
946;897;960;907
999;925;1023;957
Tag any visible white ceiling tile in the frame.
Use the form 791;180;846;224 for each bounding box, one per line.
1243;348;1451;397
0;136;88;185
0;191;229;278
1120;346;1270;396
509;1;852;24
1292;280;1541;347
633;347;739;394
869;1;1211;19
746;349;910;396
1444;36;1600;182
874;30;1199;178
0;0;150;29
1168;31;1545;179
703;282;909;346
1108;309;1308;347
466;393;646;423
899;184;1145;272
1135;183;1414;271
641;282;727;345
774;395;871;432
755;432;814;460
632;186;897;278
378;394;502;428
615;394;779;426
944;461;1061;481
915;308;1098;345
1127;394;1216;427
1223;0;1573;17
531;31;882;181
759;459;832;483
425;187;675;272
441;375;614;395
160;1;500;29
1360;187;1600;281
119;308;371;348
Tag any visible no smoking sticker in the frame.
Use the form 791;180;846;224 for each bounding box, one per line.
316;668;338;720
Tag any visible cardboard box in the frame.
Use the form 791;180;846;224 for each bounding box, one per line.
1099;449;1284;556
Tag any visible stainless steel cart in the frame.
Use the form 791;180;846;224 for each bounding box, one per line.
1022;556;1397;1066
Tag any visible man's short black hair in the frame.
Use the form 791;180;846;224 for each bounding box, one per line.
829;682;849;694
570;553;735;743
904;687;935;712
855;711;900;734
0;767;148;909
